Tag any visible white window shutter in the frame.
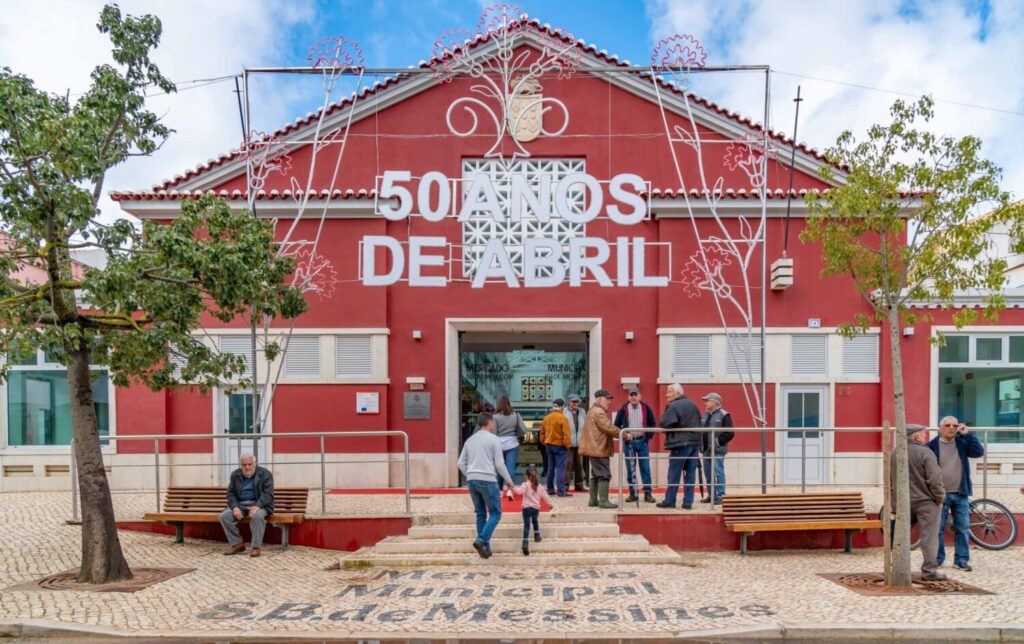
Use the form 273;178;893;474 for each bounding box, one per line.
336;335;373;377
673;335;710;377
726;334;762;376
791;335;828;376
219;336;253;378
284;336;321;377
842;335;879;375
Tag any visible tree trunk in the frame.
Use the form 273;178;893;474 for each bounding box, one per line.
67;339;132;584
887;306;913;587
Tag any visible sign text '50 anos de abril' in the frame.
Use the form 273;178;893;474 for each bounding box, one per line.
361;171;670;288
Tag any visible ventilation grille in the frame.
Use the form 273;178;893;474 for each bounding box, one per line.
842;335;879;376
284;336;321;377
3;465;33;477
673;335;710;377
218;336;253;378
791;335;828;376
45;464;70;477
336;335;373;377
726;334;762;377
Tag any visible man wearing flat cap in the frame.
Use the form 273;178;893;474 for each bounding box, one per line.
563;394;589;493
891;423;946;581
699;392;734;504
580;388;620;509
613;387;657;503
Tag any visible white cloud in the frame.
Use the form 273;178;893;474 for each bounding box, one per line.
0;0;315;224
645;0;1024;203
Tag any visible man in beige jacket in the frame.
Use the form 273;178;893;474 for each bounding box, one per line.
890;423;946;581
580;388;620;509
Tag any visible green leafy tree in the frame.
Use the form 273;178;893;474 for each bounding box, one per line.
0;5;306;584
801;96;1024;587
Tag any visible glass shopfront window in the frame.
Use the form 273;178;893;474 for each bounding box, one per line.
938;334;1024;443
5;351;109;447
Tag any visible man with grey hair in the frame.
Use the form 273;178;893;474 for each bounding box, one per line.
928;415;984;571
657;383;702;510
220;454;275;557
891;424;946;581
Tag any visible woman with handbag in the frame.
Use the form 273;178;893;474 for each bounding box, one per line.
493;395;526;483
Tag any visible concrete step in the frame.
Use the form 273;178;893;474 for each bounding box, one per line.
341;544;683;567
412;511;618;526
374;534;650;555
407;522;621;540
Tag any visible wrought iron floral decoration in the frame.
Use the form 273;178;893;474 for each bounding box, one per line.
430;4;582;158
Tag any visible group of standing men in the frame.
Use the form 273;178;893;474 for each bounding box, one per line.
540;383;734;510
896;416;985;581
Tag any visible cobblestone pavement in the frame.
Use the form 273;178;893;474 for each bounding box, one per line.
98;484;1024;520
1;492;1023;639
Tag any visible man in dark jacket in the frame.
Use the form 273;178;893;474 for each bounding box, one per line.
220;454;275;557
892;424;946;581
928;416;985;571
699;392;734;503
614;387;658;503
656;383;702;510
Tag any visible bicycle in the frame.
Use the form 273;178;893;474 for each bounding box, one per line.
879;497;1018;551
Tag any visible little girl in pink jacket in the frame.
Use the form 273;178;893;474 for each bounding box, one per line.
515;467;551;555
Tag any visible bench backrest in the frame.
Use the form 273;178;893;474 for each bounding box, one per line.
163;486;309;515
722;492;868;525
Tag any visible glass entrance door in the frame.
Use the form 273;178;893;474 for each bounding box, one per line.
780;386;828;485
221;392;262;483
458;338;587;484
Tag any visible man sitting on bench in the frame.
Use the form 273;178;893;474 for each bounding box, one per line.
220;454;275;557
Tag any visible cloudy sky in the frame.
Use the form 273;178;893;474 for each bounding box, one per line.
1;0;1021;222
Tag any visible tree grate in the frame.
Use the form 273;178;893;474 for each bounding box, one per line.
5;567;194;593
818;572;993;596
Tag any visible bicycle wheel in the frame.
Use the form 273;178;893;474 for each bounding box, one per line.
878;506;921;550
968;498;1019;550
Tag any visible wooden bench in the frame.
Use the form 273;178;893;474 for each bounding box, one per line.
143;486;309;548
722;492;881;555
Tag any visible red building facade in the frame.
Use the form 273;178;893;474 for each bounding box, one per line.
3;16;1022;491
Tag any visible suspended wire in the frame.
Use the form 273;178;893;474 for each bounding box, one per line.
773;69;1024;117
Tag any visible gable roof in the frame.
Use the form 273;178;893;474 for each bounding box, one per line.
115;16;840;201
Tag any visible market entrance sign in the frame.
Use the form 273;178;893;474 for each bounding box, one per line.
362;170;668;288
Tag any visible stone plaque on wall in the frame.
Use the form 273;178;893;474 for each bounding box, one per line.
403;392;431;419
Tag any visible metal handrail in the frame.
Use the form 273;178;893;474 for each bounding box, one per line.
611;425;1024;510
69;429;411;522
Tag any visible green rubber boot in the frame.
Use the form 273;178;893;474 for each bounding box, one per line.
597;480;619;509
588;477;599;507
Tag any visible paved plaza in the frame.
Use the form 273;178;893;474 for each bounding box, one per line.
1;490;1023;640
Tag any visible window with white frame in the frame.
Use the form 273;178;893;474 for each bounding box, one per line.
725;334;762;377
4;350;109;447
791;335;828;376
461;159;587;278
937;333;1024;443
672;335;710;378
841;335;879;376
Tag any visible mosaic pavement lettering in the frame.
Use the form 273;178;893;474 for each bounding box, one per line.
1;491;1023;639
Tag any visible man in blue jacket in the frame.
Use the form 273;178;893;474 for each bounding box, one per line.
928;416;985;571
614;387;658;503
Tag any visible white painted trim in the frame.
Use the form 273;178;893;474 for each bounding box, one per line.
656;326;881;335
120;198;377;219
